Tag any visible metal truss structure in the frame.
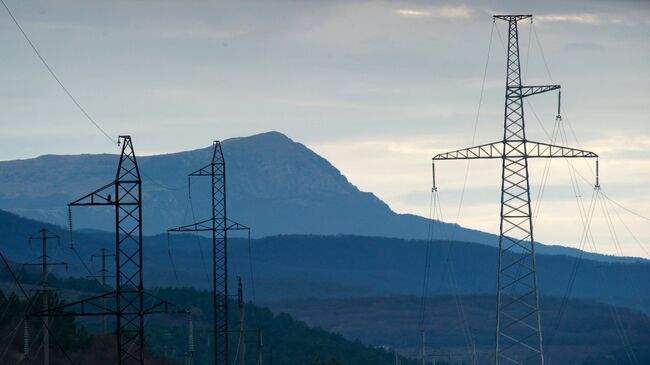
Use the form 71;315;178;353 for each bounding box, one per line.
23;229;67;365
29;136;186;364
432;15;598;365
169;140;248;365
88;248;116;333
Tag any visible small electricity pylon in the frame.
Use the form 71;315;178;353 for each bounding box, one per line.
22;228;67;365
88;248;116;333
257;329;264;365
185;311;196;365
29;136;187;365
237;276;246;365
168;140;249;365
432;14;598;364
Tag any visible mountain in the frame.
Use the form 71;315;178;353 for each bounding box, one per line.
1;210;648;314
0;131;638;262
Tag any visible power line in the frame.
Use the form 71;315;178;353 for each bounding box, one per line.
0;0;116;145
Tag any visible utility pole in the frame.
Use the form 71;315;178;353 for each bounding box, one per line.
88;248;115;333
186;312;195;365
432;14;599;365
23;229;67;365
237;276;246;365
421;330;426;365
257;329;264;365
169;140;249;365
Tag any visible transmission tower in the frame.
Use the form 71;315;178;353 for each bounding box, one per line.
88;248;116;333
237;276;246;365
22;228;67;365
169;140;249;365
432;14;598;364
29;136;187;364
257;329;264;365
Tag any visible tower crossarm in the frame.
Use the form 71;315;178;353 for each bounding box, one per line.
227;219;249;231
168;218;249;233
494;14;532;22
525;141;597;159
433;140;597;161
69;181;118;206
508;85;560;98
433;141;504;160
189;163;213;177
27;291;189;317
169;218;215;232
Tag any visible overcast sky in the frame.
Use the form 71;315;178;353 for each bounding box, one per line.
1;0;648;257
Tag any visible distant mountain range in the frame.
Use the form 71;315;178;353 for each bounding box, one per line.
0;131;639;262
1;210;648;314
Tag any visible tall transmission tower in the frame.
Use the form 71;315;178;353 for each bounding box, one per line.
29;136;187;364
169;140;249;365
432;14;598;364
23;228;67;365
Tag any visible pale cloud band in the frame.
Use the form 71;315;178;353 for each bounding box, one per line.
396;5;472;19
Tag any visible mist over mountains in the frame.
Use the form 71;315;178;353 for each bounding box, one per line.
0;131;636;262
1;210;648;314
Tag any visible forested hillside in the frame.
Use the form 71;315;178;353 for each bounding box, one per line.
0;283;419;365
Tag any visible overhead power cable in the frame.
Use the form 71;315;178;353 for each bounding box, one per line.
0;0;116;145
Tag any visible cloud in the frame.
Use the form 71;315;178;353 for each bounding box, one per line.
396;5;472;20
396;9;431;17
564;41;604;52
537;13;600;24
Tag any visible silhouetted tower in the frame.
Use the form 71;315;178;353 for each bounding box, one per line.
23;228;67;365
432;14;599;365
88;248;116;333
237;276;246;365
257;329;264;365
28;136;187;364
69;135;144;363
185;312;196;365
169;140;248;365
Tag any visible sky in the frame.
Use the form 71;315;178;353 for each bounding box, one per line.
0;0;649;258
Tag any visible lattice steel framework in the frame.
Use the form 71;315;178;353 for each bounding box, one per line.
169;140;248;365
29;136;187;364
432;15;598;365
69;135;144;363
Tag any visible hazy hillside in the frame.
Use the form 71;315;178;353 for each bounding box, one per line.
0;131;626;261
266;295;650;365
1;210;648;314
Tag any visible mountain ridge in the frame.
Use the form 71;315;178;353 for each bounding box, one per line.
1;210;648;314
0;131;642;262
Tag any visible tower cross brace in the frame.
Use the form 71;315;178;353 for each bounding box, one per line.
432;14;598;365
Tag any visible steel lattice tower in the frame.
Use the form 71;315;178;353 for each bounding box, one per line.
432;14;598;364
68;135;145;363
169;140;248;365
30;136;187;364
